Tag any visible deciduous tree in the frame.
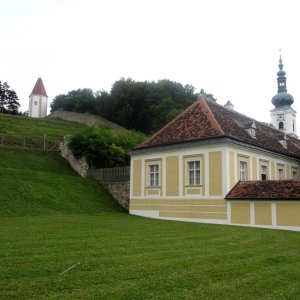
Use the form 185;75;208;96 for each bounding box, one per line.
0;81;20;114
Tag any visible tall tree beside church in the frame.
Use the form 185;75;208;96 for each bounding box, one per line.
0;81;20;114
100;78;199;133
50;78;217;134
50;88;95;113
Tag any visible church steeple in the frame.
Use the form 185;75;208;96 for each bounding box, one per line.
271;55;294;108
28;77;48;118
277;55;287;93
270;54;297;138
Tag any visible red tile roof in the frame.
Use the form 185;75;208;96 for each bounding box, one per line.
225;180;300;200
135;98;300;159
30;78;48;97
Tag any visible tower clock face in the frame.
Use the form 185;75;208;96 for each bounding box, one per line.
277;114;284;121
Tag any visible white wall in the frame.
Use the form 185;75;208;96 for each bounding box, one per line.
29;95;48;118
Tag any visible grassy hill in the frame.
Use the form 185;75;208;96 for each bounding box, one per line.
0;122;299;298
0;114;87;147
49;110;128;132
0;147;123;216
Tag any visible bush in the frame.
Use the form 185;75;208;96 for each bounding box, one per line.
69;126;145;168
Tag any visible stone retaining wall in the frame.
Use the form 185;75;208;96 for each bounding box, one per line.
59;136;130;210
59;136;89;177
101;181;130;210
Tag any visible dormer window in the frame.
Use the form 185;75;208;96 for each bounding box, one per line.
278;134;288;149
245;121;257;138
250;127;256;137
279;139;287;148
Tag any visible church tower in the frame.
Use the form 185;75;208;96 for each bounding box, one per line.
270;56;297;137
28;77;48;118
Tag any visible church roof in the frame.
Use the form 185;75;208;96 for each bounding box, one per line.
30;78;48;97
225;180;300;200
134;98;300;159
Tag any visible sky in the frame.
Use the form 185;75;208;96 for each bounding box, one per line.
1;0;300;132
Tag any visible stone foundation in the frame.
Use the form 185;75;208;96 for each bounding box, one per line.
101;181;130;211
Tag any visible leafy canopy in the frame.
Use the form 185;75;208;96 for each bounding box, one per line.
50;78;217;134
0;81;20;115
69;125;146;168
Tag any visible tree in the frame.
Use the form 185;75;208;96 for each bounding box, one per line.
68;125;146;168
0;81;20;114
50;89;95;113
49;78;216;134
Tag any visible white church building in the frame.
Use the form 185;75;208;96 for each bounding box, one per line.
28;77;48;118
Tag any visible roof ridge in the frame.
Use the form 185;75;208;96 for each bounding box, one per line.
137;97;203;148
202;99;225;135
210;100;256;121
209;100;300;139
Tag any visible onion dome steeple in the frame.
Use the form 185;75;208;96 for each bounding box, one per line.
271;55;294;108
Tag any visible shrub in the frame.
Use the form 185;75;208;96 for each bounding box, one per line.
69;126;145;168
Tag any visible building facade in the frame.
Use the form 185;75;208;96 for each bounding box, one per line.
129;58;300;231
28;77;48;118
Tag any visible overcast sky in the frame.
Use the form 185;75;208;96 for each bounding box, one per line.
1;0;300;132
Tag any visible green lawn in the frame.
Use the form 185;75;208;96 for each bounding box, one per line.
0;147;299;299
0;147;76;174
0;113;86;145
0;147;122;217
0;214;299;299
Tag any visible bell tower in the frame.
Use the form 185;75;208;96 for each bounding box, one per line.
28;77;48;118
270;55;297;138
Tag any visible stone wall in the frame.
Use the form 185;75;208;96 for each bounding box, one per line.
101;181;130;210
59;136;89;177
59;136;130;210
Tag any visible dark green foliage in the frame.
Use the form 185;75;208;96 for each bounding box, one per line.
69;125;145;167
50;78;217;134
0;80;20;114
50;88;95;113
96;78;200;133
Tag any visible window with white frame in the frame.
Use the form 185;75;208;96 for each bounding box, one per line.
250;128;256;137
240;161;248;181
149;164;159;187
293;171;298;180
188;161;200;185
277;168;284;180
261;165;268;180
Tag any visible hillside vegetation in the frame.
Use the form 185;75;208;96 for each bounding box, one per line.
0;113;86;144
49;110;128;132
0;147;123;216
50;79;214;133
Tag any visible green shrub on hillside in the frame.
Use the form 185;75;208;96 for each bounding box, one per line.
69;126;145;168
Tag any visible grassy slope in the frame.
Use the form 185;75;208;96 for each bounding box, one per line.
0;113;86;142
0;147;122;216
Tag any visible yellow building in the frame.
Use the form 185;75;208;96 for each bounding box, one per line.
129;97;300;231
